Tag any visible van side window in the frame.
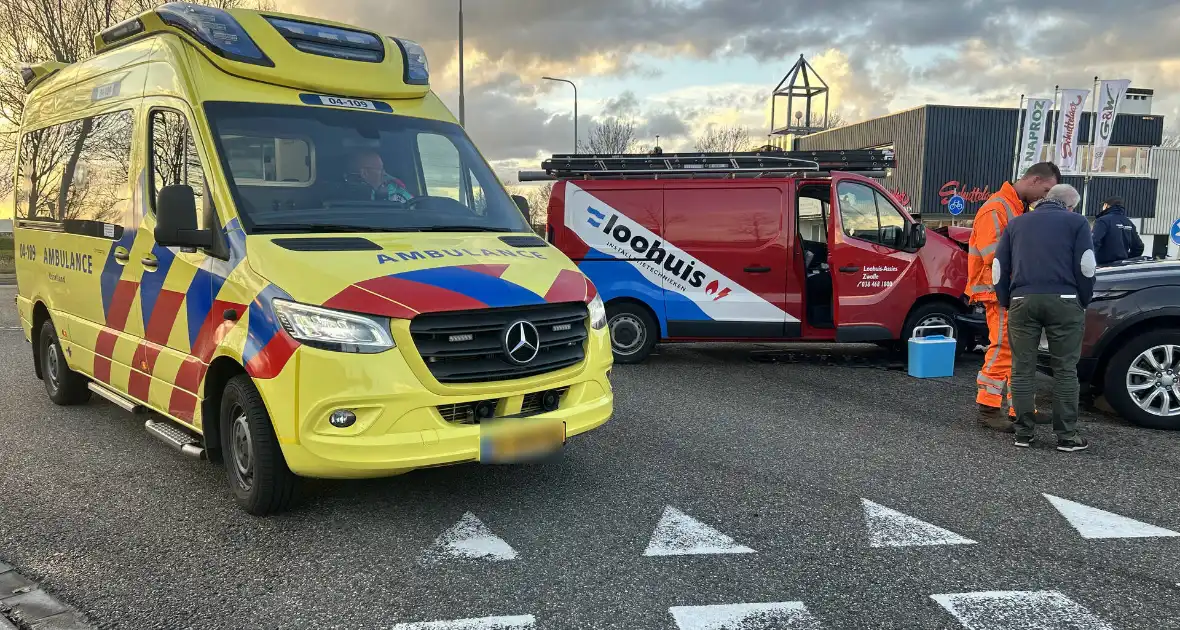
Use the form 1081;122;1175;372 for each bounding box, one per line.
837;182;908;249
797;197;828;243
16;110;134;236
417;133;463;202
150;110;207;227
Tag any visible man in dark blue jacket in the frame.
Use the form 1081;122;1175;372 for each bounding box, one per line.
994;184;1095;452
1092;197;1144;264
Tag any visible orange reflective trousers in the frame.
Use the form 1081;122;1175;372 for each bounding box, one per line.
976;301;1015;416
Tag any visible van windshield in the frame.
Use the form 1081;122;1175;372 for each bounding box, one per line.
203;102;530;235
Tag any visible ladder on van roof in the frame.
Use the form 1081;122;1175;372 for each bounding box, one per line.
517;148;895;181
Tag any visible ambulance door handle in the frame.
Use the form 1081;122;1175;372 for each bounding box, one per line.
141;256;159;271
744;266;772;273
838;266;860;273
113;247;130;264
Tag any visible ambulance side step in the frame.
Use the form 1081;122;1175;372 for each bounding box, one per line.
144;418;205;459
88;382;142;413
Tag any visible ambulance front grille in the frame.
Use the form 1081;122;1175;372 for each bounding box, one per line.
410;304;589;384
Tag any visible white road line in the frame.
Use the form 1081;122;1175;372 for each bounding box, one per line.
391;615;536;629
418;512;518;565
1044;494;1180;540
931;590;1115;630
861;499;976;548
669;602;824;629
644;506;756;557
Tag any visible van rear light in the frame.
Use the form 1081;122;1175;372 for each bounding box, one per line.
157;2;273;67
265;16;385;63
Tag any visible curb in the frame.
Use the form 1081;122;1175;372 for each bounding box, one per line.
0;274;14;286
0;562;93;630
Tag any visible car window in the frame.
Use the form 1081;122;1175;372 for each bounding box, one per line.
15;110;134;238
798;197;828;244
150;109;208;228
875;190;907;249
837;182;880;242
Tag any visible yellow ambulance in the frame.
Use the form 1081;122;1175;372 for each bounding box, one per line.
12;2;613;515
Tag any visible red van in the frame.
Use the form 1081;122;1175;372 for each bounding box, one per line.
524;150;970;363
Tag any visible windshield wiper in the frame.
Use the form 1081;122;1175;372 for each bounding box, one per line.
252;223;413;234
413;226;516;233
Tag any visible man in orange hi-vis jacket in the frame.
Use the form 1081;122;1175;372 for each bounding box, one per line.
967;162;1062;431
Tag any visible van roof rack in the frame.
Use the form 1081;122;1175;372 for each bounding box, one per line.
518;149;894;182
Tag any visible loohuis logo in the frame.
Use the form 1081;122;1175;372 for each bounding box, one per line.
588;206;732;300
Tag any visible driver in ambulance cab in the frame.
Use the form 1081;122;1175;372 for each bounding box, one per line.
350;149;414;203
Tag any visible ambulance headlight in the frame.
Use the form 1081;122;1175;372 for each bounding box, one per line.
588;294;607;330
273;300;394;353
390;37;429;85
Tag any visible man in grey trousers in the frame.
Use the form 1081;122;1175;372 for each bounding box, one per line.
993;183;1096;451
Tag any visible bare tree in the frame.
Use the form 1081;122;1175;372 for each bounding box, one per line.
694;125;754;153
815;111;847;130
507;181;554;229
1162;129;1180;149
580;118;639;154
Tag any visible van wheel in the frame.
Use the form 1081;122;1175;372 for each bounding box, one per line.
220;375;299;515
607;302;657;364
39;320;90;406
902;303;963;356
1103;330;1180;430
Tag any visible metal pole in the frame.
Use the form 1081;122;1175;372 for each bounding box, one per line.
1011;94;1025;181
543;76;578;153
458;0;465;127
1049;85;1060;165
1081;76;1100;216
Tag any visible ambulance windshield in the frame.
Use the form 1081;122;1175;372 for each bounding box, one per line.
204;102;531;235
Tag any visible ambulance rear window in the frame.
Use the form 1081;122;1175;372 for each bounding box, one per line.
204;101;529;235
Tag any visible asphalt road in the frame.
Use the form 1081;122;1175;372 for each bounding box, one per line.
2;284;1180;630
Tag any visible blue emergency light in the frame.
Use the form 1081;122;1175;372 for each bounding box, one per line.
265;16;385;63
390;37;429;85
157;2;273;67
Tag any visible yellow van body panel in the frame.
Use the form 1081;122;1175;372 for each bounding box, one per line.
13;6;612;480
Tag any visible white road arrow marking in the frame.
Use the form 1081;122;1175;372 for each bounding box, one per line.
391;615;536;629
1044;494;1180;539
644;506;756;556
419;512;518;565
931;590;1115;629
669;602;824;629
861;499;977;548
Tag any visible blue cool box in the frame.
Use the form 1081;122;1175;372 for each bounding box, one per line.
908;334;956;378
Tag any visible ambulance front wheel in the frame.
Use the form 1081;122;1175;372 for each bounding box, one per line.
220;375;299;516
607;302;658;364
38;320;90;406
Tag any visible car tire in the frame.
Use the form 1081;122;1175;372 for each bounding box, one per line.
39;320;90;406
606;302;658;364
902;302;964;356
220;374;299;515
1103;329;1180;430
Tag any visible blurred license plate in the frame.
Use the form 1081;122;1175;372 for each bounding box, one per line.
480;418;565;464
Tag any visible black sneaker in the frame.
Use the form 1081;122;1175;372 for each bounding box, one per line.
1057;438;1090;452
1014;435;1036;448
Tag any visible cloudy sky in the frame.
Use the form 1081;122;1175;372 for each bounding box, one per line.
274;0;1180;184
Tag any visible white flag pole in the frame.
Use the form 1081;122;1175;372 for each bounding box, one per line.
1011;94;1025;182
1050;85;1060;164
1081;76;1099;215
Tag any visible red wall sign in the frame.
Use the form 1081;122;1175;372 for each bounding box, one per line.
938;180;993;206
887;188;911;208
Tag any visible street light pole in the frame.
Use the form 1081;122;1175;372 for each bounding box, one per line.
458;0;465;126
543;76;578;153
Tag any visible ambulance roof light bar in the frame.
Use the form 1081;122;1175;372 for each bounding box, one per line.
156;2;274;67
524;149;895;181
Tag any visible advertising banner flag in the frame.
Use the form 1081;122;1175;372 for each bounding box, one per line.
1054;89;1089;173
1018;98;1053;177
1091;79;1131;172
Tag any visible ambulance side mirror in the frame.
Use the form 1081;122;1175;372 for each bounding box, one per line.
155;185;213;250
909;222;927;249
512;194;530;216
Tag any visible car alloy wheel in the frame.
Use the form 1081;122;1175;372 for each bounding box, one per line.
1125;343;1180;417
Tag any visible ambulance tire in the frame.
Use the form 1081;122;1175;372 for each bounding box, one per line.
221;375;298;516
39;320;90;406
607;302;658;364
901;303;965;357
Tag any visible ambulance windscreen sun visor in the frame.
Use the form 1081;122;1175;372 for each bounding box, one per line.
157;2;272;66
265;17;385;63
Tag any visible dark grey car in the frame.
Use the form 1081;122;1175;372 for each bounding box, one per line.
1039;259;1180;430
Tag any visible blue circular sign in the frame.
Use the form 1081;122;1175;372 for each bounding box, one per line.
1171;218;1180;246
948;195;966;216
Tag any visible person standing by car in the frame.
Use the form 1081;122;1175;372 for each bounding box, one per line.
1092;197;1144;265
967;162;1062;431
994;183;1095;451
